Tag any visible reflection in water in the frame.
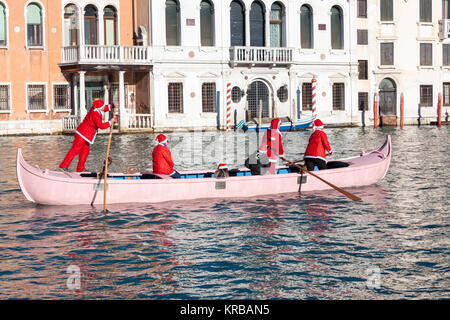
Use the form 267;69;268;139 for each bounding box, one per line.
0;126;448;299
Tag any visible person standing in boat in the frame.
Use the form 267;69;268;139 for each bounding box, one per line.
303;119;332;171
152;134;181;178
258;118;286;174
59;99;114;172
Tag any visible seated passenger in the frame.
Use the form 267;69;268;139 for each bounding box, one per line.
152;134;181;178
214;163;229;178
304;119;333;171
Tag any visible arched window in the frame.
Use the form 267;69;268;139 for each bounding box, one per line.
166;0;180;46
331;6;343;49
200;0;214;46
27;2;43;47
300;5;313;49
230;0;245;46
64;4;78;46
0;2;6;46
84;5;98;45
270;2;284;47
104;6;117;45
250;1;265;47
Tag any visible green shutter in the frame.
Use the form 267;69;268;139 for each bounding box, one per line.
27;3;41;25
0;5;5;43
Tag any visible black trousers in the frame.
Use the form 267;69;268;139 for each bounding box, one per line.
305;158;327;171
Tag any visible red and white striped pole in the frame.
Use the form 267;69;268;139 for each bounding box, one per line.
226;82;232;130
311;77;317;118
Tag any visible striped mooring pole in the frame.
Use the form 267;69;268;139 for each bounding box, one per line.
438;92;442;128
226;82;232;130
312;78;317;118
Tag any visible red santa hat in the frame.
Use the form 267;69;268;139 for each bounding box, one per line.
218;163;228;170
93;99;112;112
313;119;324;129
271;118;281;130
156;134;168;144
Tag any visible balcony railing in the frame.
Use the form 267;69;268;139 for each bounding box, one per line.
128;114;152;129
62;115;80;131
61;45;151;65
229;46;293;65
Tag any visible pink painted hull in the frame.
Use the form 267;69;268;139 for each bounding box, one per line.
16;136;391;206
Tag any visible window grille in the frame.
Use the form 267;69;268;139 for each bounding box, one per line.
0;85;9;111
302;83;312;111
53;85;70;110
168;82;183;113
420;85;433;107
358;92;369;111
27;84;46;110
202;82;216;112
332;83;345;111
231;86;242;103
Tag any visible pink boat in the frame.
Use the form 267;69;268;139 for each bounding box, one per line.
16;136;391;206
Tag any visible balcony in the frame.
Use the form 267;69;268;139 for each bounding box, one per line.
439;19;450;40
229;46;293;67
60;45;152;70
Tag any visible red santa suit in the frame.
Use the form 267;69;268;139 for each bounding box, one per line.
59;100;112;172
259;118;285;174
304;119;332;170
152;134;176;176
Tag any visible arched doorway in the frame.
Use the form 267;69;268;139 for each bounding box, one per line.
247;80;270;119
379;78;397;116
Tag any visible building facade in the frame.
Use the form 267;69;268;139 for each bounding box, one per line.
0;0;449;135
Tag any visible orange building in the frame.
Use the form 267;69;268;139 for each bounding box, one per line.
0;0;152;135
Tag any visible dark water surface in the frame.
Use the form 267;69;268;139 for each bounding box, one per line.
0;127;448;299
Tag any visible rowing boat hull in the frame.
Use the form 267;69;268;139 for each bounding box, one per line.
16;136;391;205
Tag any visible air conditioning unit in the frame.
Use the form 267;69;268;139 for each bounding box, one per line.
439;19;450;40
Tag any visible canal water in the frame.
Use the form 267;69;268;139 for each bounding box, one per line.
0;126;448;299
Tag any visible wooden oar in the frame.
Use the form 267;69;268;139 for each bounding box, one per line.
103;105;117;212
283;158;362;202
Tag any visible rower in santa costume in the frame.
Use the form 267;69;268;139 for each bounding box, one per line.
258;118;286;174
303;119;333;171
59;99;114;172
152;134;181;178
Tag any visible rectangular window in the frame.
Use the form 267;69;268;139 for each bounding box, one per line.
302;82;312;111
380;42;394;65
420;43;433;66
420;85;433;107
201;82;216;113
380;0;393;21
358;92;369;111
332;83;345;111
168;82;183;113
443;44;450;66
27;84;46;111
443;83;450;106
357;29;368;45
53;84;70;110
357;0;367;18
420;0;432;22
0;84;10;111
358;60;368;80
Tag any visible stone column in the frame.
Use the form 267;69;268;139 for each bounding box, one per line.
245;8;251;47
79;71;87;119
118;71;127;131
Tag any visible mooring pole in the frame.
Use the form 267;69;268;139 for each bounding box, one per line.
374;93;379;128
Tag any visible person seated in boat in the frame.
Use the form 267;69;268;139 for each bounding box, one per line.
214;163;229;178
152;134;181;178
59;99;115;173
304;119;332;171
258;118;286;174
